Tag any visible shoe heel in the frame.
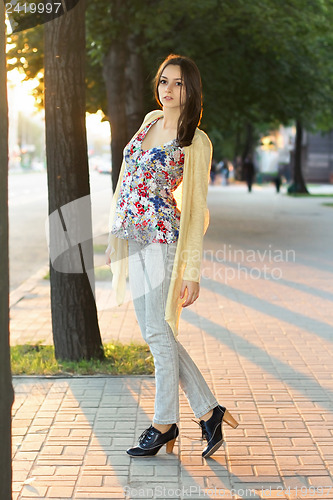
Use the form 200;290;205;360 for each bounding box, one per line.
223;409;239;429
166;438;177;454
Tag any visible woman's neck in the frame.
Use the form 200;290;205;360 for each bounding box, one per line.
161;107;180;131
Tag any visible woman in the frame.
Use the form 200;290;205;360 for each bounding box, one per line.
105;54;238;459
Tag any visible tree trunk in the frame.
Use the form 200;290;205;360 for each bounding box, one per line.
103;34;144;193
103;39;128;193
0;2;14;497
125;34;144;139
289;120;309;194
44;0;103;361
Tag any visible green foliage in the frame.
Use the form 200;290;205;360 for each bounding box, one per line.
7;24;44;106
7;0;333;156
11;342;154;375
198;0;333;150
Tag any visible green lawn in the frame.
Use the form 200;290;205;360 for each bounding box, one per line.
287;193;333;198
11;342;154;376
93;243;107;253
44;265;112;281
43;241;111;281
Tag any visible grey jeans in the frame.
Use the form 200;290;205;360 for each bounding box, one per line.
128;238;218;424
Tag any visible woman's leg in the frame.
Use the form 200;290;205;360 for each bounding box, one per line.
177;341;218;419
128;240;179;424
128;239;218;422
128;239;146;335
128;239;237;459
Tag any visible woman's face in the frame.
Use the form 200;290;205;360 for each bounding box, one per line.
158;64;186;110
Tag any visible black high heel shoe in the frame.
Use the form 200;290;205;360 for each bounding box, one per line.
126;424;179;457
195;405;238;458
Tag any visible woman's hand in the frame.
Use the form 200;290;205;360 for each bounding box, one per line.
180;280;200;307
105;245;111;266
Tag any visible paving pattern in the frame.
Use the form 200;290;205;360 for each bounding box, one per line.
11;184;333;499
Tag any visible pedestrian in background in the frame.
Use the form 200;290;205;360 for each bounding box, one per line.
274;171;282;193
210;158;218;184
243;155;255;192
221;158;230;185
105;54;238;459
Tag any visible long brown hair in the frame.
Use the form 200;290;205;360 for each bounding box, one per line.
153;54;203;147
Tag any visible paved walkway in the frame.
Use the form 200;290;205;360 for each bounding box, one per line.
11;184;333;499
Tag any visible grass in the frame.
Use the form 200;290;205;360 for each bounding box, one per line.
43;243;111;281
322;202;333;207
93;244;107;253
94;267;112;281
287;193;333;198
11;342;154;376
43;266;112;281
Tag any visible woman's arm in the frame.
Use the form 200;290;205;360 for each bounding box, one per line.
182;133;212;283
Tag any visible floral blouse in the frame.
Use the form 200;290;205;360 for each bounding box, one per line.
110;117;185;245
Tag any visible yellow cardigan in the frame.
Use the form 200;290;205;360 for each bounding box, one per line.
107;110;212;338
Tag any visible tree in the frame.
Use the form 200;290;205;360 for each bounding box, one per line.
201;0;333;191
290;121;308;193
85;0;147;191
0;2;14;498
8;0;207;189
44;0;104;361
8;0;333;192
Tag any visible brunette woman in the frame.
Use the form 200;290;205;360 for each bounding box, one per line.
105;54;238;458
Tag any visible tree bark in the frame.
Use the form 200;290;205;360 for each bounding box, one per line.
0;2;14;497
289;120;309;194
125;34;144;139
103;38;128;193
103;34;144;192
44;0;103;361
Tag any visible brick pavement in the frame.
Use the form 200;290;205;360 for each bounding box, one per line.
10;184;333;499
